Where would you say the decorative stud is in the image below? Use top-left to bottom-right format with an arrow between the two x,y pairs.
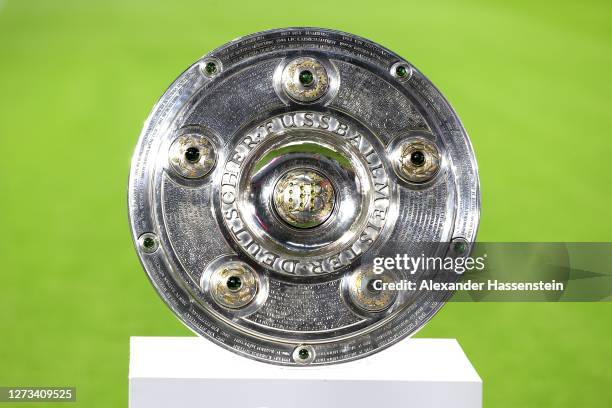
293,345 -> 315,364
394,137 -> 441,183
138,232 -> 159,254
210,262 -> 258,309
169,133 -> 216,179
281,57 -> 329,102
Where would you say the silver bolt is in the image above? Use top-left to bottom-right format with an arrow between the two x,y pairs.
390,61 -> 413,81
293,345 -> 315,364
450,237 -> 469,256
201,58 -> 222,78
138,232 -> 159,253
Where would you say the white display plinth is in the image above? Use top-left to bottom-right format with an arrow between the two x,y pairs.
129,337 -> 482,408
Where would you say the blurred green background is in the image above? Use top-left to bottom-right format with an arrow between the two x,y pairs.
1,0 -> 611,406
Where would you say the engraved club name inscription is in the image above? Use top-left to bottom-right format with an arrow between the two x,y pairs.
220,112 -> 391,275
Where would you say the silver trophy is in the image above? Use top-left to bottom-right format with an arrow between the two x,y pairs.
128,28 -> 480,366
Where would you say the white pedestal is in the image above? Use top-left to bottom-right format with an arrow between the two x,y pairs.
129,337 -> 482,408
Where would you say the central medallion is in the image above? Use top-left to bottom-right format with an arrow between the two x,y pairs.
219,112 -> 394,275
273,169 -> 335,229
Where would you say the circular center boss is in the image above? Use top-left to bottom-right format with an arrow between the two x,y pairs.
128,28 -> 480,365
273,169 -> 335,229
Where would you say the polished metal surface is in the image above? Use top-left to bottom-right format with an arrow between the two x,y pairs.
128,28 -> 480,365
393,135 -> 441,183
168,130 -> 216,179
208,261 -> 259,309
281,57 -> 330,102
272,168 -> 335,229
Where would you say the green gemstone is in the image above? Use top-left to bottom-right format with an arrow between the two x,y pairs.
143,237 -> 155,249
298,348 -> 310,360
396,65 -> 408,78
299,70 -> 314,86
366,279 -> 379,293
226,276 -> 242,291
184,147 -> 200,163
205,61 -> 217,75
410,150 -> 425,167
452,241 -> 467,255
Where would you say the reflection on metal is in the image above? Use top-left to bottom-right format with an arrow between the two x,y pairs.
210,262 -> 258,309
273,169 -> 336,229
395,136 -> 441,183
347,268 -> 398,312
281,57 -> 330,102
128,28 -> 480,365
168,132 -> 216,179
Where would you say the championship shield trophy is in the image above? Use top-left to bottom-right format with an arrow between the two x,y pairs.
128,28 -> 481,408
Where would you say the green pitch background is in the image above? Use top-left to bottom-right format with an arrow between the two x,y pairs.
1,0 -> 611,406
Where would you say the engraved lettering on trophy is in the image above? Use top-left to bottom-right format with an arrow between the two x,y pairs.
220,111 -> 392,275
